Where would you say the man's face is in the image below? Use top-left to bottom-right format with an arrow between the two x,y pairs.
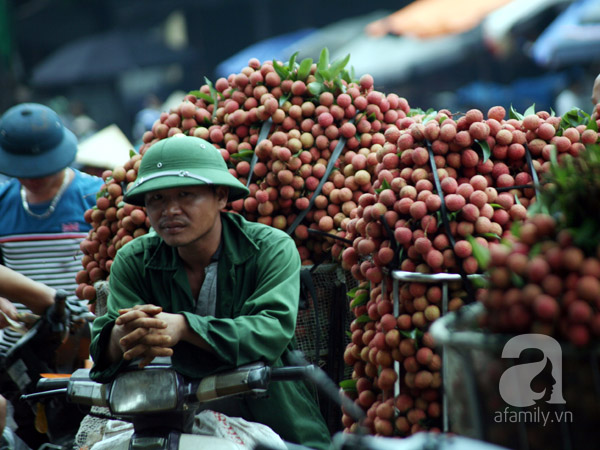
144,184 -> 228,248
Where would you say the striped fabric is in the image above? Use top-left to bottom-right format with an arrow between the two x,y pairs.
0,233 -> 88,355
0,169 -> 103,356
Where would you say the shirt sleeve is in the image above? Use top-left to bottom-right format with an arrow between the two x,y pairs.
178,233 -> 301,376
88,247 -> 150,382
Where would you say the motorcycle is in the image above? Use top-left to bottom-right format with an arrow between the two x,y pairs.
21,351 -> 511,450
23,358 -> 316,450
0,289 -> 95,449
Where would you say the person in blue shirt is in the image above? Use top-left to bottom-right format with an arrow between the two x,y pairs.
0,102 -> 103,448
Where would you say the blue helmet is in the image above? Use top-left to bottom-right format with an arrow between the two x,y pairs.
0,103 -> 78,178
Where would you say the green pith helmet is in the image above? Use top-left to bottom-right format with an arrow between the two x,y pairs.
123,135 -> 249,206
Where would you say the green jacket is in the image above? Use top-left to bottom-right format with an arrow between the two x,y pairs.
89,212 -> 331,449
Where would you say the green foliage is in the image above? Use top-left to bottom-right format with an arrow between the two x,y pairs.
408,107 -> 435,118
399,329 -> 424,348
349,290 -> 368,308
509,104 -> 524,121
229,149 -> 255,163
339,378 -> 357,392
475,139 -> 491,163
271,48 -> 354,97
188,89 -> 214,105
536,143 -> 600,254
556,107 -> 598,135
524,103 -> 536,116
466,234 -> 490,271
374,178 -> 392,194
355,314 -> 372,323
307,48 -> 353,96
203,77 -> 220,120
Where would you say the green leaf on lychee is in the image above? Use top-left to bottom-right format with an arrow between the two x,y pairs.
230,149 -> 255,162
317,47 -> 330,73
329,53 -> 351,79
475,139 -> 491,163
557,107 -> 590,134
466,234 -> 490,270
422,110 -> 439,124
343,66 -> 357,84
375,178 -> 392,194
339,378 -> 357,392
194,92 -> 214,104
355,314 -> 372,323
524,103 -> 536,116
510,272 -> 524,287
319,68 -> 332,82
350,291 -> 368,308
587,117 -> 599,131
509,104 -> 524,121
345,330 -> 352,339
550,145 -> 559,167
333,78 -> 345,92
272,59 -> 289,80
297,58 -> 313,81
529,242 -> 542,258
129,149 -> 137,158
278,93 -> 291,107
480,232 -> 501,240
399,329 -> 423,343
514,194 -> 521,206
510,220 -> 521,239
204,76 -> 219,120
346,286 -> 359,298
287,51 -> 299,72
308,81 -> 324,96
490,203 -> 504,210
471,277 -> 488,289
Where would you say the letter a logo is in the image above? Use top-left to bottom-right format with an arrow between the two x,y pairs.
499,334 -> 566,407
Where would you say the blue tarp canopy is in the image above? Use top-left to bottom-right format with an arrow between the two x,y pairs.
215,28 -> 316,78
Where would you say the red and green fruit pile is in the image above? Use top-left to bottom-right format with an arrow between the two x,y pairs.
76,49 -> 417,301
335,105 -> 599,437
341,280 -> 469,436
73,47 -> 600,440
479,143 -> 600,347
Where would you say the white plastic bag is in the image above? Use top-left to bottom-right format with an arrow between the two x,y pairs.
193,410 -> 288,450
89,420 -> 133,450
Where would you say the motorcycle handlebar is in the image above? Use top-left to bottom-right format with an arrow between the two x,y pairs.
270,365 -> 315,381
36,376 -> 71,391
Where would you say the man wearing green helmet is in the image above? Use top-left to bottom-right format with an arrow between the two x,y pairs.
89,135 -> 331,449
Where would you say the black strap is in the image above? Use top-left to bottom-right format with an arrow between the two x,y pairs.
426,140 -> 476,303
286,117 -> 356,236
246,119 -> 273,188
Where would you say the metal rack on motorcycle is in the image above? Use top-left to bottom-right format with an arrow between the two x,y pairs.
429,291 -> 600,450
390,269 -> 487,434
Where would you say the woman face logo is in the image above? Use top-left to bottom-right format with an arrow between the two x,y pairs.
499,334 -> 566,407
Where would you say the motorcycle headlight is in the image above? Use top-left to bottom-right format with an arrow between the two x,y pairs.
109,369 -> 179,414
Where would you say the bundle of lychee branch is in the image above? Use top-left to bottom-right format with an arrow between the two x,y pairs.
335,103 -> 599,437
